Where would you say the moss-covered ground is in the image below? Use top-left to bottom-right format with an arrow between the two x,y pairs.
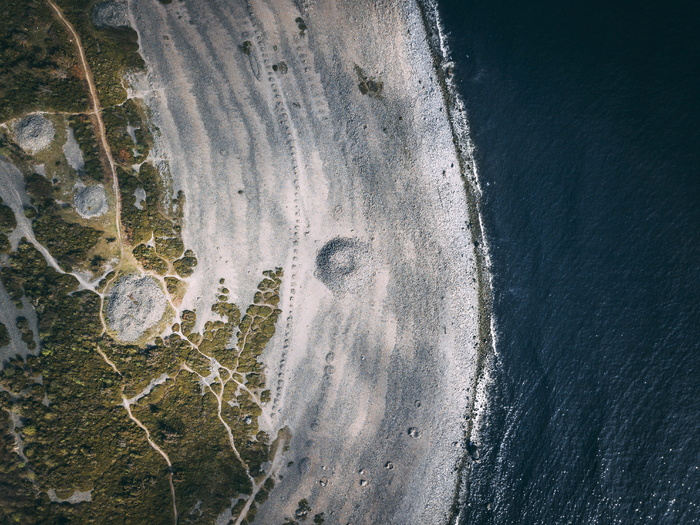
0,1 -> 284,523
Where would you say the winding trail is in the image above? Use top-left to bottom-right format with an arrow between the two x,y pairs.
46,0 -> 126,314
45,4 -> 182,521
122,398 -> 178,524
46,0 -> 123,253
45,0 -> 135,350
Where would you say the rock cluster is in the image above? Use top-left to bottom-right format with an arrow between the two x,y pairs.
74,185 -> 108,218
107,274 -> 167,342
13,114 -> 55,154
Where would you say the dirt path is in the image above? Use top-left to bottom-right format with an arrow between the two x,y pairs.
46,0 -> 131,343
44,5 -> 181,521
122,398 -> 179,524
46,0 -> 124,263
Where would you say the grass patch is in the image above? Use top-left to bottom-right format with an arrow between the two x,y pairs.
0,2 -> 88,121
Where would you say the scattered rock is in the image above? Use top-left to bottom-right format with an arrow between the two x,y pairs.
359,479 -> 368,487
385,461 -> 394,470
107,275 -> 167,342
407,427 -> 420,438
467,440 -> 480,461
272,61 -> 288,74
315,237 -> 371,294
92,0 -> 130,28
14,114 -> 55,154
74,185 -> 108,218
355,65 -> 384,98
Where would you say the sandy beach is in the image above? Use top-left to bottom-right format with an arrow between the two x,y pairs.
128,0 -> 481,522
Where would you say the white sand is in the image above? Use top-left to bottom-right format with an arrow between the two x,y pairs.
133,186 -> 146,210
129,0 -> 481,522
13,114 -> 55,154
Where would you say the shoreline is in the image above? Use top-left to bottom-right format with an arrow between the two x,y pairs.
416,0 -> 497,521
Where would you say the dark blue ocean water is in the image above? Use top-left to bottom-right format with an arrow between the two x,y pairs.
436,0 -> 700,523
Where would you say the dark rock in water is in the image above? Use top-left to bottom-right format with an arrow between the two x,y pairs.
467,440 -> 480,461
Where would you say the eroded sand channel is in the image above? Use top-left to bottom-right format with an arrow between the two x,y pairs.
129,0 -> 481,522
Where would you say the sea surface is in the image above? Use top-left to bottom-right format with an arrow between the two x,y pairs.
436,0 -> 700,523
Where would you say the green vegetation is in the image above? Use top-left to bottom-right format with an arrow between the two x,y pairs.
1,1 -> 285,522
0,2 -> 88,121
173,250 -> 198,278
67,114 -> 104,181
272,61 -> 289,74
102,98 -> 151,166
0,233 -> 10,254
0,321 -> 9,347
0,196 -> 16,254
56,0 -> 145,107
164,276 -> 186,300
279,495 -> 328,524
295,17 -> 308,36
24,173 -> 104,273
1,234 -> 284,523
15,317 -> 36,351
240,41 -> 253,55
0,197 -> 17,233
132,244 -> 168,275
119,163 -> 188,276
33,212 -> 102,272
355,64 -> 384,98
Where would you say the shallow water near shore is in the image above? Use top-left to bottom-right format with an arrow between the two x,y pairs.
438,0 -> 700,522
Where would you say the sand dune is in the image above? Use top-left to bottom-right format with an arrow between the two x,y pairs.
129,0 -> 480,522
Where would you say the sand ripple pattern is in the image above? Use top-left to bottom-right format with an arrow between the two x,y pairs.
129,0 -> 481,523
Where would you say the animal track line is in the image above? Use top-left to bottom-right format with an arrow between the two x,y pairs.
245,4 -> 306,412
